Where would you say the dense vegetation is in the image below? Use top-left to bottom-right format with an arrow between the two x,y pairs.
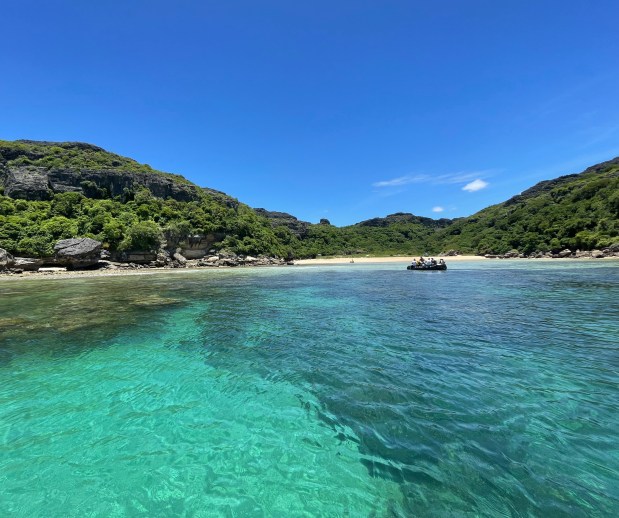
0,188 -> 294,258
1,139 -> 617,259
294,215 -> 451,257
0,140 -> 293,258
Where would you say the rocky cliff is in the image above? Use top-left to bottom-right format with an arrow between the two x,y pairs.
0,140 -> 201,202
356,212 -> 454,229
254,208 -> 311,238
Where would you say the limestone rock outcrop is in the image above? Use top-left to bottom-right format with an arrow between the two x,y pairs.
177,234 -> 223,259
479,243 -> 619,259
0,248 -> 15,270
53,238 -> 102,269
13,257 -> 46,271
1,165 -> 200,202
254,208 -> 310,238
2,167 -> 51,200
0,141 -> 201,202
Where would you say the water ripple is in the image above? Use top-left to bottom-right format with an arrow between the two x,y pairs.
1,261 -> 619,516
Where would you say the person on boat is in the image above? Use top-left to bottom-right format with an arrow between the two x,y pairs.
439,258 -> 445,265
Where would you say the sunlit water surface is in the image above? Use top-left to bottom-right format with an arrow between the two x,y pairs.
1,260 -> 618,517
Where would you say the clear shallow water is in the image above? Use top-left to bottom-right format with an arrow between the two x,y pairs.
1,260 -> 619,517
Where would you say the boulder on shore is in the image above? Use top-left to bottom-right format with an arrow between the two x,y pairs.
172,252 -> 187,265
54,238 -> 102,269
14,257 -> 46,271
0,248 -> 15,270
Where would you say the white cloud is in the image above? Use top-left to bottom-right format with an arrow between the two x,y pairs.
432,206 -> 444,213
462,179 -> 489,192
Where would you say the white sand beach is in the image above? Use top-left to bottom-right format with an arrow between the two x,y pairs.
294,255 -> 485,265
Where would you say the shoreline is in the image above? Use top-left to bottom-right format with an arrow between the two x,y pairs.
296,255 -> 619,265
2,255 -> 619,282
294,255 -> 483,265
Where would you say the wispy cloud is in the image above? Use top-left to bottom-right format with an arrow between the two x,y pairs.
462,179 -> 489,192
431,172 -> 488,185
578,122 -> 619,149
372,174 -> 429,187
373,170 -> 495,189
432,206 -> 444,213
530,74 -> 608,121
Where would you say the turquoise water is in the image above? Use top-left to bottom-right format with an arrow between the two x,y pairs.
1,260 -> 619,517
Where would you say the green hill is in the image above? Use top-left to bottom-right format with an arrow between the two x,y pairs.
434,157 -> 619,255
0,140 -> 292,259
289,213 -> 453,257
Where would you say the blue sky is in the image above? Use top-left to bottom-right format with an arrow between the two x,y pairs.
2,1 -> 618,225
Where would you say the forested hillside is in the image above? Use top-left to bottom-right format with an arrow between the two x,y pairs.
292,213 -> 452,257
0,140 -> 293,258
433,158 -> 619,255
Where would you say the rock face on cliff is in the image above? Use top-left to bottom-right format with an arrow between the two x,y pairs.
356,212 -> 453,229
1,165 -> 200,202
54,238 -> 102,269
3,167 -> 51,200
177,234 -> 224,259
0,141 -> 201,202
202,187 -> 239,209
254,208 -> 310,238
